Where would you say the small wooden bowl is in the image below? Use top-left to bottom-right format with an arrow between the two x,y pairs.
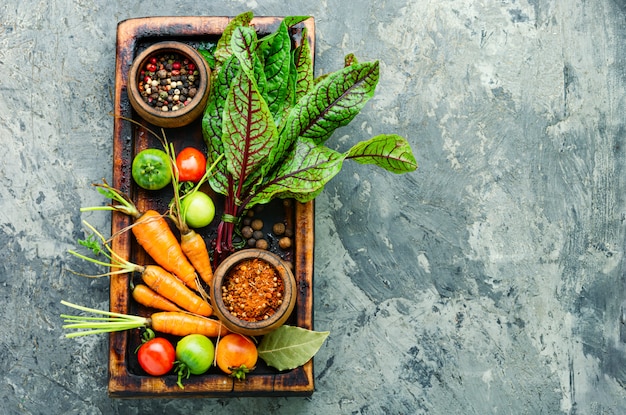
210,249 -> 297,336
127,41 -> 210,128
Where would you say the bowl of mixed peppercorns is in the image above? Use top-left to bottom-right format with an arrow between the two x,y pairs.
127,41 -> 211,128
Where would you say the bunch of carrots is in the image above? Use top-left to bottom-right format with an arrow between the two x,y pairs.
62,124 -> 228,340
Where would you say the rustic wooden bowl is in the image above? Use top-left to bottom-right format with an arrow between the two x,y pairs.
210,249 -> 297,336
127,41 -> 210,128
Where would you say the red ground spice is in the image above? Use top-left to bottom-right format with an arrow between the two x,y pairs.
221,258 -> 284,322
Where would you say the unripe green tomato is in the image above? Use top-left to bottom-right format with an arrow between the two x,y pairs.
131,148 -> 172,190
176,334 -> 214,375
181,192 -> 215,228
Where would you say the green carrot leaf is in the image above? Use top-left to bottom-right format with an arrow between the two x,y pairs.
77,234 -> 103,256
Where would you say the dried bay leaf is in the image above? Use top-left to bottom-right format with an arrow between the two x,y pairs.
258,325 -> 329,371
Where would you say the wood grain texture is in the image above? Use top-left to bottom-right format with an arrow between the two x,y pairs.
109,16 -> 316,398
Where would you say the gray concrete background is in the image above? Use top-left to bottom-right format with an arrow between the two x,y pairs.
1,0 -> 626,414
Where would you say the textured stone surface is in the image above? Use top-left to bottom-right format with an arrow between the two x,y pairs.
1,0 -> 626,413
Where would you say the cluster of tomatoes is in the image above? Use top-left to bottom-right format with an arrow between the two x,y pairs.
138,331 -> 258,386
131,145 -> 216,228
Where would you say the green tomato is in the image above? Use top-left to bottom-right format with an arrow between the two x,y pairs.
175,334 -> 214,389
181,191 -> 215,228
131,148 -> 172,190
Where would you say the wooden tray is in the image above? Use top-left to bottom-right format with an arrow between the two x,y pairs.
109,16 -> 316,398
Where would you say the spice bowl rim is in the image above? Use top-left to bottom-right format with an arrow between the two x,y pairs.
210,248 -> 297,336
127,40 -> 210,128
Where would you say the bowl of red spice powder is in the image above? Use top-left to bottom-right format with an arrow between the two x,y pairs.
127,41 -> 211,128
210,249 -> 297,336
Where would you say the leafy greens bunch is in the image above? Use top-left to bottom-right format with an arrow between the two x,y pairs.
201,11 -> 418,260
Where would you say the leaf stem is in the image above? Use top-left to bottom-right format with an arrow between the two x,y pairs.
81,180 -> 141,219
60,300 -> 148,338
68,221 -> 141,277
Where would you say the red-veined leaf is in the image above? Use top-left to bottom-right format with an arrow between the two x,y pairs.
222,69 -> 278,195
283,60 -> 379,146
246,138 -> 345,207
346,134 -> 418,174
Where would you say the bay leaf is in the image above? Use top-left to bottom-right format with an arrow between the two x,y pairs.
258,325 -> 330,371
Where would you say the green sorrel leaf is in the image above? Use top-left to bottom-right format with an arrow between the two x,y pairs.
346,134 -> 418,174
272,27 -> 313,140
246,138 -> 345,207
258,325 -> 329,371
259,21 -> 292,123
230,26 -> 264,87
283,60 -> 380,147
293,28 -> 314,102
202,55 -> 241,195
281,15 -> 310,28
222,68 -> 278,194
197,46 -> 216,70
214,11 -> 253,67
204,11 -> 418,258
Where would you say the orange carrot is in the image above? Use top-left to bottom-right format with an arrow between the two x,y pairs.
131,283 -> 183,312
141,265 -> 212,317
81,182 -> 201,292
69,221 -> 210,317
150,312 -> 230,337
61,301 -> 229,338
133,209 -> 200,291
180,230 -> 214,287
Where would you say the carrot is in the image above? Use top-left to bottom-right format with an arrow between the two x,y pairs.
131,283 -> 183,312
61,301 -> 229,338
180,230 -> 214,287
69,221 -> 211,316
151,312 -> 230,337
141,265 -> 212,317
132,209 -> 200,291
81,181 -> 201,292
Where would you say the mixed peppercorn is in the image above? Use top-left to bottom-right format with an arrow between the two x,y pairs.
138,53 -> 201,112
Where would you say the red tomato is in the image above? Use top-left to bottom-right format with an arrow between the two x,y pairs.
137,337 -> 176,376
176,147 -> 207,183
215,333 -> 258,380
